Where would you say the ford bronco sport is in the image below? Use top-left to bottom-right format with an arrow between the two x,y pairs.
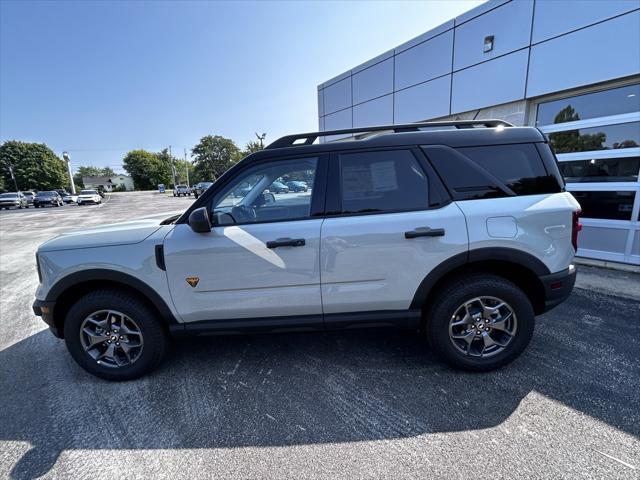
33,120 -> 580,380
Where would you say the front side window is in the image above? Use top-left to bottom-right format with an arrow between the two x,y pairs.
338,150 -> 429,214
210,157 -> 317,224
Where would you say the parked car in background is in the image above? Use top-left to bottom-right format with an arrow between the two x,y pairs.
22,191 -> 36,206
77,190 -> 102,205
173,185 -> 192,197
286,181 -> 308,192
192,181 -> 213,199
0,192 -> 29,209
63,193 -> 79,204
269,181 -> 289,193
34,191 -> 63,208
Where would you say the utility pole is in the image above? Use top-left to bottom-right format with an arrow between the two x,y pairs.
184,148 -> 190,186
8,164 -> 19,192
255,132 -> 266,149
169,145 -> 177,187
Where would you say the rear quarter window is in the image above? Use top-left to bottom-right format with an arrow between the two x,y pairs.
423,143 -> 563,200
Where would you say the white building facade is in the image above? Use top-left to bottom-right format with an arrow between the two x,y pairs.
317,0 -> 640,265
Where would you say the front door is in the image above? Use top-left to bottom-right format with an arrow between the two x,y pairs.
163,155 -> 325,325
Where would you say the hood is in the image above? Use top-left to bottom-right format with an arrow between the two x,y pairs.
38,214 -> 179,252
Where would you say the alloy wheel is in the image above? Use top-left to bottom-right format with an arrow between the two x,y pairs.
448,296 -> 517,358
79,310 -> 144,368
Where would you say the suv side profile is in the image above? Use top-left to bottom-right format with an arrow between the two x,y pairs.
33,121 -> 580,380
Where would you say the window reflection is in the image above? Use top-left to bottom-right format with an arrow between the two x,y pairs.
570,191 -> 636,221
548,122 -> 640,154
536,84 -> 640,126
559,157 -> 640,182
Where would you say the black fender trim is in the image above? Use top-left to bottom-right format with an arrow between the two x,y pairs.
46,269 -> 179,325
409,247 -> 551,310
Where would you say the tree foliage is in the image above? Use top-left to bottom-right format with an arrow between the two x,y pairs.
122,149 -> 172,190
191,135 -> 241,181
242,139 -> 264,157
0,141 -> 68,191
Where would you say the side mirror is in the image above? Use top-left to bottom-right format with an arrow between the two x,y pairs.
188,207 -> 211,233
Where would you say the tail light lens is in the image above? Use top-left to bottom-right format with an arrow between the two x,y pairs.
571,209 -> 582,251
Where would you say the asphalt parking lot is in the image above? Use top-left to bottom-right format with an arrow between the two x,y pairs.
0,191 -> 638,479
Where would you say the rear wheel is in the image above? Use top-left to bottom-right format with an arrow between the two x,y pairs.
425,274 -> 535,372
64,290 -> 168,380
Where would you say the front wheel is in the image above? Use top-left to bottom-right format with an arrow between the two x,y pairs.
64,290 -> 169,380
425,274 -> 535,372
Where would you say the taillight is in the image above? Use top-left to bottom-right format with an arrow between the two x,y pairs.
571,209 -> 582,251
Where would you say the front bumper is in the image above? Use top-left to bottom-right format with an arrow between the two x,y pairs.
539,264 -> 577,313
33,299 -> 62,338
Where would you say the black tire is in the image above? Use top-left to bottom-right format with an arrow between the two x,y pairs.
425,274 -> 535,372
64,290 -> 169,381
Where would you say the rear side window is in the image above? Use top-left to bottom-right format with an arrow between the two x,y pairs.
424,143 -> 563,200
339,150 -> 429,214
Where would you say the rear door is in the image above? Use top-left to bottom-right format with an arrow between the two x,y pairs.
320,148 -> 468,321
163,154 -> 327,325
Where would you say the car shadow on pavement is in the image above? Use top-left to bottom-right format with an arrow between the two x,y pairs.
2,288 -> 638,479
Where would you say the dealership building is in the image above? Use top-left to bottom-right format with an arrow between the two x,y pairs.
317,0 -> 640,265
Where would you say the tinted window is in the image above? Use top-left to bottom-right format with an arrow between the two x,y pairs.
458,144 -> 562,196
211,157 -> 317,224
559,157 -> 640,183
536,84 -> 640,126
548,122 -> 640,154
338,150 -> 429,214
571,191 -> 636,221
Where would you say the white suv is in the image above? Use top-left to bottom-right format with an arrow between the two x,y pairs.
33,121 -> 581,380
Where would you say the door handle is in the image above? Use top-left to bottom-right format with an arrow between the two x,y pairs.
266,238 -> 306,248
405,227 -> 445,239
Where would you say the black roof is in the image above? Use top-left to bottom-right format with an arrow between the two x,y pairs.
247,121 -> 546,162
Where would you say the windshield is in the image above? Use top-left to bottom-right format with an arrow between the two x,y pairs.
80,190 -> 97,195
0,193 -> 18,199
38,191 -> 55,196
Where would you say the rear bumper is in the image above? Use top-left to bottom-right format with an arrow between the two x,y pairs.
539,264 -> 577,313
33,299 -> 62,338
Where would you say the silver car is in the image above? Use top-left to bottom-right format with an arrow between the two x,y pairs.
0,192 -> 28,209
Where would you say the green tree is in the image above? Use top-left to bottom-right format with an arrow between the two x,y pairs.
242,139 -> 264,157
0,141 -> 68,191
122,150 -> 168,190
154,149 -> 178,187
191,135 -> 241,181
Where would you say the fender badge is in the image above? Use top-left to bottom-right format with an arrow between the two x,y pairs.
185,276 -> 200,288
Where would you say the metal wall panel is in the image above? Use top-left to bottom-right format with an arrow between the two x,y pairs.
352,58 -> 394,105
532,0 -> 639,44
317,89 -> 324,117
353,94 -> 393,127
324,108 -> 352,130
579,225 -> 629,254
394,75 -> 451,123
323,77 -> 352,115
453,0 -> 533,71
394,30 -> 453,91
451,49 -> 528,114
527,11 -> 640,98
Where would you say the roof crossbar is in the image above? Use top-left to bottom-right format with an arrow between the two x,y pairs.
266,119 -> 514,149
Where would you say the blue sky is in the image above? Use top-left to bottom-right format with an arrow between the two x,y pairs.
0,0 -> 484,171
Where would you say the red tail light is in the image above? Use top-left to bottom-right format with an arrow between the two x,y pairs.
572,209 -> 582,251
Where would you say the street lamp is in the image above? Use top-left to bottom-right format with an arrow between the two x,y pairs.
62,151 -> 76,195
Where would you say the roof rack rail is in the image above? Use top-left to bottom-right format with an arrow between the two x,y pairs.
266,119 -> 514,149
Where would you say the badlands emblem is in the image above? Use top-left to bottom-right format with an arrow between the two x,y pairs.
185,276 -> 200,288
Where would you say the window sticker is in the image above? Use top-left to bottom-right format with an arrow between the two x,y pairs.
370,161 -> 398,192
342,165 -> 373,200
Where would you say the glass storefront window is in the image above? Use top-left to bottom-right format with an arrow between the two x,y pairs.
548,122 -> 640,154
536,83 -> 640,126
570,191 -> 636,220
559,157 -> 640,182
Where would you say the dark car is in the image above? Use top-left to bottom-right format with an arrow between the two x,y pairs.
0,192 -> 29,209
286,181 -> 308,192
34,191 -> 63,208
269,181 -> 289,194
192,181 -> 213,199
